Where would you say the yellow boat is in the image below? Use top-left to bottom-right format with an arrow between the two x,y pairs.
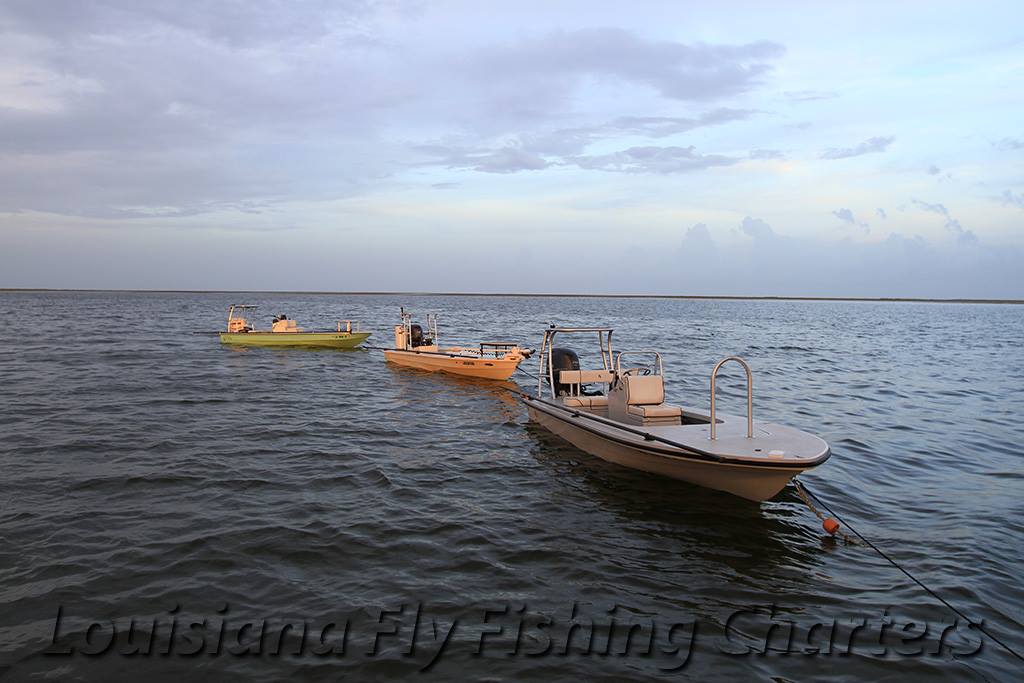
218,305 -> 371,349
382,308 -> 531,380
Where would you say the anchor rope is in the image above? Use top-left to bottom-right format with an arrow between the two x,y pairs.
515,365 -> 541,382
792,479 -> 858,545
794,479 -> 1024,663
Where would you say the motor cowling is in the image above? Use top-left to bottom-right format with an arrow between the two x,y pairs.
409,324 -> 432,347
550,347 -> 580,396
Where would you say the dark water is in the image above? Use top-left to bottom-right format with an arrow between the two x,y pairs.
1,291 -> 1021,681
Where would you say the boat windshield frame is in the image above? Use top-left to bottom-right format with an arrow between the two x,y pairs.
615,350 -> 665,377
537,326 -> 614,398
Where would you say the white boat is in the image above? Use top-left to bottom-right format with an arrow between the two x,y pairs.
520,327 -> 830,501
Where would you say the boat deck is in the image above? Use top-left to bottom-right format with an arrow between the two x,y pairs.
529,397 -> 830,467
644,417 -> 830,465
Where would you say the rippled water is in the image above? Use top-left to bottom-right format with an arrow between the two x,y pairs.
1,291 -> 1021,681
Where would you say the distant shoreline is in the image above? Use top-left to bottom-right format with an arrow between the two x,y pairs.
1,288 -> 1021,305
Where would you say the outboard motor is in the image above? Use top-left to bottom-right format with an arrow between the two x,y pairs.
409,324 -> 432,347
550,347 -> 580,396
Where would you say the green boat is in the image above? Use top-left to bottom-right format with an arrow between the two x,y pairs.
219,305 -> 371,349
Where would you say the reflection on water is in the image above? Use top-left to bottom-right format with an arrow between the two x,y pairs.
523,423 -> 820,585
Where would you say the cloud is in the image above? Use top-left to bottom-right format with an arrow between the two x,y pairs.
414,143 -> 549,174
819,135 -> 895,160
739,216 -> 776,240
512,107 -> 756,158
927,165 -> 954,182
832,208 -> 855,224
0,1 -> 376,45
993,137 -> 1023,151
943,218 -> 976,244
912,199 -> 951,217
5,214 -> 1022,297
832,207 -> 869,233
674,222 -> 721,275
0,1 -> 416,217
877,208 -> 887,219
749,148 -> 785,160
999,189 -> 1024,209
912,199 -> 977,244
0,6 -> 787,217
783,90 -> 838,101
603,108 -> 756,138
683,222 -> 715,248
471,29 -> 785,103
572,145 -> 737,174
469,147 -> 551,174
659,220 -> 1020,298
413,103 -> 757,177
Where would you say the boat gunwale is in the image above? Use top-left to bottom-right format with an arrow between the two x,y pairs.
220,330 -> 371,337
383,347 -> 523,362
522,394 -> 831,470
219,330 -> 371,347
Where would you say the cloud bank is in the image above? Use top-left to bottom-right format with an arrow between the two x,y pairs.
911,199 -> 977,244
0,2 -> 1021,297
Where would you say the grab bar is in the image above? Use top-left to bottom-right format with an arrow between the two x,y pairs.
709,356 -> 753,440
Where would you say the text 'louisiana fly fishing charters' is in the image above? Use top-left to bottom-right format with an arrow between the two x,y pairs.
520,326 -> 830,501
382,308 -> 532,380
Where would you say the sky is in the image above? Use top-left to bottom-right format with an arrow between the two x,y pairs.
0,0 -> 1022,297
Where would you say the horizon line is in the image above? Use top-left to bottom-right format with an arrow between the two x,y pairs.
1,288 -> 1022,305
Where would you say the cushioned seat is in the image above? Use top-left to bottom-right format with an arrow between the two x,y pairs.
623,375 -> 665,405
559,370 -> 615,385
627,403 -> 682,418
617,374 -> 682,425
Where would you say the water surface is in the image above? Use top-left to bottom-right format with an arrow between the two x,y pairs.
0,292 -> 1021,680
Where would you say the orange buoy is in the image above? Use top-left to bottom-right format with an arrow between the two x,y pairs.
823,518 -> 840,535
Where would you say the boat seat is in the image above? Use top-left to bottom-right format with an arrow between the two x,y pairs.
623,375 -> 665,405
559,370 -> 615,385
621,375 -> 682,422
627,403 -> 682,418
563,395 -> 609,409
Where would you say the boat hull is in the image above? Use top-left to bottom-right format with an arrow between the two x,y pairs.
384,349 -> 522,380
219,331 -> 371,348
525,401 -> 815,502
